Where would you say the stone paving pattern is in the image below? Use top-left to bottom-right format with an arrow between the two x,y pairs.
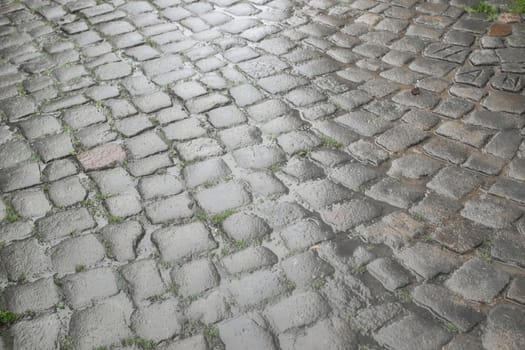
0,0 -> 524,348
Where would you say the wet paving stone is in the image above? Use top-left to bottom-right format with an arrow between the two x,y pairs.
374,314 -> 451,350
445,258 -> 510,302
482,303 -> 525,350
3,0 -> 525,345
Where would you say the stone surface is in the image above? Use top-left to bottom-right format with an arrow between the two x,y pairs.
77,143 -> 126,170
2,0 -> 525,346
482,304 -> 525,350
374,314 -> 451,350
445,258 -> 510,302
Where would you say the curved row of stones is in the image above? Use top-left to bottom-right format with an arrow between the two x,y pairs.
0,0 -> 524,348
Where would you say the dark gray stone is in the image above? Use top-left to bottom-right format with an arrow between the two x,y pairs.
482,304 -> 525,350
461,196 -> 522,229
375,314 -> 451,350
445,258 -> 509,302
412,284 -> 484,332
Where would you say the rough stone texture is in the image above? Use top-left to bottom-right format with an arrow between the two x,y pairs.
374,314 -> 451,350
218,313 -> 276,350
482,304 -> 525,350
77,143 -> 126,170
412,284 -> 484,331
2,0 -> 525,346
445,258 -> 510,302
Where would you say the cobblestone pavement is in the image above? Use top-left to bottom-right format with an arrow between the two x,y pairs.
1,0 -> 525,348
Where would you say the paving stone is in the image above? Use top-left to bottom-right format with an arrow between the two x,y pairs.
265,292 -> 330,333
78,143 -> 127,170
238,55 -> 288,79
61,267 -> 119,309
51,234 -> 105,275
152,222 -> 216,262
69,298 -> 132,350
329,162 -> 379,190
463,152 -> 506,175
222,246 -> 277,275
436,121 -> 492,148
206,105 -> 246,129
245,171 -> 287,196
392,89 -> 441,109
489,177 -> 525,204
423,137 -> 471,164
280,317 -> 357,350
396,242 -> 462,279
91,167 -> 134,196
483,90 -> 525,114
295,179 -> 353,210
443,334 -> 484,350
0,140 -> 31,169
11,188 -> 50,218
105,192 -> 142,218
134,91 -> 172,113
491,229 -> 525,267
101,221 -> 142,262
145,192 -> 194,224
0,238 -> 52,281
461,195 -> 522,229
171,259 -> 219,297
413,284 -> 483,332
484,130 -> 522,160
10,313 -> 61,350
233,145 -> 285,169
132,299 -> 181,342
94,61 -> 132,80
388,154 -> 442,179
37,208 -> 95,241
507,277 -> 525,304
186,290 -> 229,325
162,117 -> 205,141
281,250 -> 334,286
330,90 -> 372,111
375,314 -> 451,350
218,313 -> 276,350
409,57 -> 457,77
34,132 -> 74,162
353,302 -> 405,334
367,257 -> 411,291
427,166 -> 482,200
347,139 -> 389,166
138,174 -> 183,200
120,259 -> 165,300
376,124 -> 427,152
126,131 -> 168,159
482,303 -> 525,350
445,258 -> 509,302
282,158 -> 324,181
219,124 -> 262,150
1,96 -> 36,121
5,277 -> 60,313
222,212 -> 271,241
48,176 -> 87,207
335,111 -> 391,137
195,181 -> 251,214
279,219 -> 334,250
320,199 -> 382,232
410,193 -> 462,224
434,97 -> 475,119
227,269 -> 286,307
63,104 -> 106,130
159,334 -> 208,350
509,158 -> 525,181
366,178 -> 424,209
177,137 -> 223,161
19,115 -> 62,139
